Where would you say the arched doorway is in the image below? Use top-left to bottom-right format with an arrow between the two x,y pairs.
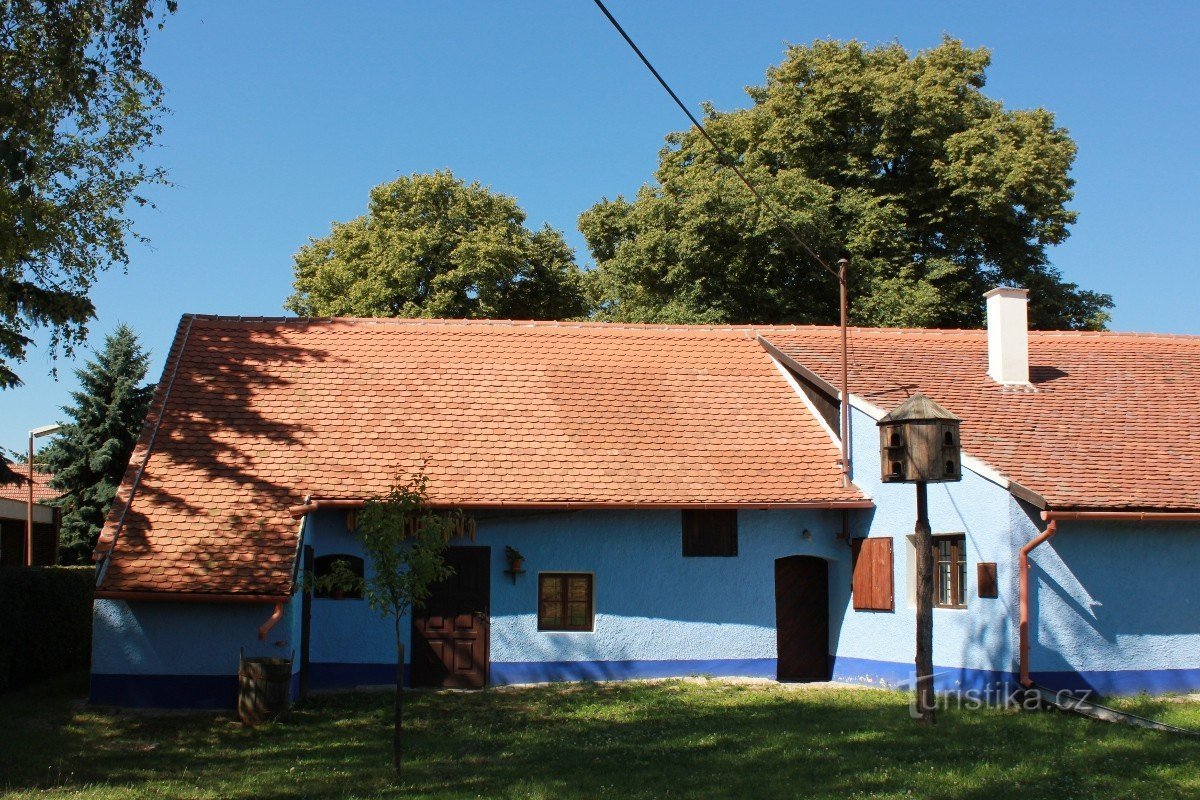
774,555 -> 831,682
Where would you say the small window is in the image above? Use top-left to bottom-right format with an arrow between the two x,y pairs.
852,538 -> 894,611
313,554 -> 364,599
933,535 -> 967,609
682,510 -> 738,557
538,573 -> 594,631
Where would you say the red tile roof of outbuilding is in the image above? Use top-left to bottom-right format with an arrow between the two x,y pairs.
763,326 -> 1200,513
0,465 -> 59,504
94,316 -> 866,597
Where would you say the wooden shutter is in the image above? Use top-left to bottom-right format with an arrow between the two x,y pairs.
977,562 -> 999,599
851,538 -> 894,611
681,510 -> 738,557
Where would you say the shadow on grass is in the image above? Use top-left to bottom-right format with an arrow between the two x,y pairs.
3,674 -> 1199,799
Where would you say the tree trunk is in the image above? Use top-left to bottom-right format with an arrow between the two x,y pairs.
394,629 -> 405,775
913,481 -> 936,724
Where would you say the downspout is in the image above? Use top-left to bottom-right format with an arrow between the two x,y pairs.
262,507 -> 310,643
258,602 -> 286,642
1018,517 -> 1058,687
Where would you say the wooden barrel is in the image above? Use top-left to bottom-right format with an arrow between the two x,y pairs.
238,653 -> 292,726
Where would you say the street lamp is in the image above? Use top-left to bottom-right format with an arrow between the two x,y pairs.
26,423 -> 62,566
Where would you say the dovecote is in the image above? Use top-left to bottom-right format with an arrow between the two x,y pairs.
877,393 -> 962,484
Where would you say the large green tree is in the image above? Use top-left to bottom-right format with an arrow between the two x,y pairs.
41,324 -> 154,564
581,37 -> 1112,330
0,0 -> 173,389
287,170 -> 588,321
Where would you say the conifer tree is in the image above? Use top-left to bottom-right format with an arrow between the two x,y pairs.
41,325 -> 154,563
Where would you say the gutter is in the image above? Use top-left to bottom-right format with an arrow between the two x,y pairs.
287,497 -> 876,518
1018,508 -> 1200,687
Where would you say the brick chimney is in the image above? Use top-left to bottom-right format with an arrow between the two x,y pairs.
985,287 -> 1030,386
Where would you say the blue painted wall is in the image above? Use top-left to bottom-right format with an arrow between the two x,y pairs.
1027,520 -> 1200,694
834,403 -> 1200,696
832,405 -> 1023,692
304,505 -> 853,687
90,598 -> 296,708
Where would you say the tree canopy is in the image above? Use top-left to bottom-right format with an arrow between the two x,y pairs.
286,170 -> 588,321
41,324 -> 154,563
580,37 -> 1112,330
0,0 -> 174,389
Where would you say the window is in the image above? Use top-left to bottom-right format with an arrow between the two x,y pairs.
538,573 -> 594,631
851,538 -> 894,611
933,535 -> 967,608
313,554 -> 364,599
681,510 -> 738,557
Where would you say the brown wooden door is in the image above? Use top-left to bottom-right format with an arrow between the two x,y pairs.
411,546 -> 490,688
775,555 -> 831,682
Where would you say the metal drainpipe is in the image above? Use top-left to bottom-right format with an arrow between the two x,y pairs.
258,602 -> 287,642
1018,518 -> 1058,687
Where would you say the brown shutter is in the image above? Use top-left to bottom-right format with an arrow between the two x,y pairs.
681,510 -> 737,557
977,562 -> 999,599
852,538 -> 894,611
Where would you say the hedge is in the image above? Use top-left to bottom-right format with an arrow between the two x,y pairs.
0,566 -> 95,692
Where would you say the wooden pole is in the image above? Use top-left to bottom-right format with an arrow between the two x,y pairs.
913,481 -> 936,724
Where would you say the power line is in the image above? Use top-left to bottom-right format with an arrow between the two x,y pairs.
590,0 -> 837,280
591,0 -> 852,488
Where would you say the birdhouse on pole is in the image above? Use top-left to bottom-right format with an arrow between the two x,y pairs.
877,393 -> 962,484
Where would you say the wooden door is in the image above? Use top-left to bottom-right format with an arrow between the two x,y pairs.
775,555 -> 831,682
411,546 -> 490,688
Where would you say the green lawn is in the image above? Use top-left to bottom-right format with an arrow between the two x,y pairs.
3,675 -> 1199,800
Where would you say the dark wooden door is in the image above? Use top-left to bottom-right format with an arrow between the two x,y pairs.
775,555 -> 831,682
411,546 -> 490,688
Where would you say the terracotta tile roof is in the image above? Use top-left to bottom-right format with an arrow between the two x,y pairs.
762,327 -> 1200,512
0,464 -> 59,504
95,316 -> 866,597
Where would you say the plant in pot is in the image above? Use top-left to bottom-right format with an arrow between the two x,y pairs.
317,558 -> 360,600
505,545 -> 525,572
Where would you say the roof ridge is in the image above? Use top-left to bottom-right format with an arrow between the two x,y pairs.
186,315 -> 835,334
181,315 -> 1200,341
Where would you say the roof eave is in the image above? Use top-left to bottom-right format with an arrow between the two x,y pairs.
94,590 -> 289,604
288,497 -> 876,518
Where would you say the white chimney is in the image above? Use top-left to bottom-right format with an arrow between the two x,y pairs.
985,287 -> 1030,386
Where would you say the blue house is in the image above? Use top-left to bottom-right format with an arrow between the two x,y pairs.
90,290 -> 1200,708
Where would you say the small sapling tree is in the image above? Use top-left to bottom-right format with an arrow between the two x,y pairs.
314,473 -> 465,775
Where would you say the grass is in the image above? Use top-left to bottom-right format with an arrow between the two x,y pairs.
3,674 -> 1200,799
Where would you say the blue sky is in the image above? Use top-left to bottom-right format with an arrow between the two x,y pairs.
4,0 -> 1199,454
